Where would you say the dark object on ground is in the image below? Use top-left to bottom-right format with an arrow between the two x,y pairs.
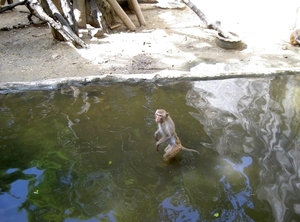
215,32 -> 242,50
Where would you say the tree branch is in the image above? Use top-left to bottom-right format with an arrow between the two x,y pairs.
181,0 -> 236,40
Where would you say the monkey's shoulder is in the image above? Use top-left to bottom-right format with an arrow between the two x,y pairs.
158,122 -> 172,136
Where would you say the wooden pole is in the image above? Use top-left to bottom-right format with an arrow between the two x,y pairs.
106,0 -> 136,31
130,0 -> 146,26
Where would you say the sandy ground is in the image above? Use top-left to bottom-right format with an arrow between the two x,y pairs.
1,0 -> 300,86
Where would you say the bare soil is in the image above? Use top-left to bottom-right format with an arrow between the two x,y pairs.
1,0 -> 300,83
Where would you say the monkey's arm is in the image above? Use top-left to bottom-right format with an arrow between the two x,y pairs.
154,129 -> 160,141
156,136 -> 171,144
156,135 -> 172,151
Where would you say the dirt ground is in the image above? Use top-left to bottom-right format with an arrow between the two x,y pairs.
1,0 -> 300,85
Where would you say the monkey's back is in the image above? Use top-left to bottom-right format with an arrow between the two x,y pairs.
290,29 -> 300,46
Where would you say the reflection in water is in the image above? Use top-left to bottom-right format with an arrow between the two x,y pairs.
186,75 -> 300,221
0,76 -> 299,221
221,157 -> 254,221
0,167 -> 44,221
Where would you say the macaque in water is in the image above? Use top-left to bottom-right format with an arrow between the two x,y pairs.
290,29 -> 300,46
154,109 -> 199,162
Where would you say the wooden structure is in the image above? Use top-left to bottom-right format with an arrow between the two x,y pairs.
0,0 -> 150,47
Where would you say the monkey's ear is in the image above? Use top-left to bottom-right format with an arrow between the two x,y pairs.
166,112 -> 169,118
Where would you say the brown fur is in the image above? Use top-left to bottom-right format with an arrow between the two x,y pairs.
154,109 -> 199,162
290,29 -> 300,46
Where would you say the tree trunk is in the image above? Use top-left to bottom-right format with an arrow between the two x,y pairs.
28,0 -> 87,47
73,0 -> 86,28
61,0 -> 78,33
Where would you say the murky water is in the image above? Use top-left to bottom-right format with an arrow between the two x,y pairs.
0,75 -> 300,222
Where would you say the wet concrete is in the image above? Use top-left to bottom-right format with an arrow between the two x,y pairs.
1,68 -> 300,94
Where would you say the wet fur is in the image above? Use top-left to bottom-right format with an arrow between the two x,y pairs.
154,109 -> 199,162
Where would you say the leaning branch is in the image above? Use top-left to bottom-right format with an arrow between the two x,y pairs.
181,0 -> 236,40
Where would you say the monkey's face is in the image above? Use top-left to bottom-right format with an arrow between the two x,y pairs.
155,109 -> 168,123
155,112 -> 163,123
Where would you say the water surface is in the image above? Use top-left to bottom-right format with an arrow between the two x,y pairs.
1,75 -> 300,221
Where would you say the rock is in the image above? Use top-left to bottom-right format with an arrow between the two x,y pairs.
86,24 -> 104,38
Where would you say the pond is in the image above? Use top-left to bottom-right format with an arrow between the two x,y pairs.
0,75 -> 300,222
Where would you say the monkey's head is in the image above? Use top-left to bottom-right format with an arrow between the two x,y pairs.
155,109 -> 168,123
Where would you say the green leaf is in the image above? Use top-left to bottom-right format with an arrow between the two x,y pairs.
213,212 -> 219,217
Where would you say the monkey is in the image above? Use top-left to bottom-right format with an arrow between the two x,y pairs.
154,109 -> 199,162
290,29 -> 300,46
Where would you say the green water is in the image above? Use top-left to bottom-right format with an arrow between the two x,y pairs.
0,75 -> 300,221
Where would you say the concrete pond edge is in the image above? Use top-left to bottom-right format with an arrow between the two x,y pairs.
1,67 -> 300,94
